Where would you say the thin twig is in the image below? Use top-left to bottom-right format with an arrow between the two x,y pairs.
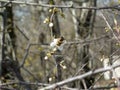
100,12 -> 120,43
19,43 -> 47,68
15,24 -> 29,41
19,42 -> 31,68
89,73 -> 104,89
66,34 -> 109,45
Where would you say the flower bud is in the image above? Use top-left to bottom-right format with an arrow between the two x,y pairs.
49,22 -> 54,27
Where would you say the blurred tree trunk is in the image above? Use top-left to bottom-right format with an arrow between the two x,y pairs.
1,3 -> 31,90
72,0 -> 96,89
78,0 -> 96,71
1,3 -> 17,81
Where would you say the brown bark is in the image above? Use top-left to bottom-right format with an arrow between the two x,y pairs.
1,3 -> 31,90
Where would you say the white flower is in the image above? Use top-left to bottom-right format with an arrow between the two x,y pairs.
50,39 -> 58,48
43,18 -> 49,23
44,56 -> 48,60
62,65 -> 67,69
49,77 -> 52,82
43,20 -> 47,24
49,9 -> 52,12
50,38 -> 66,51
49,22 -> 54,27
53,48 -> 57,52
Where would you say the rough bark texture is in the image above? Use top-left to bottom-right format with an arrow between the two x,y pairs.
1,4 -> 31,90
1,4 -> 17,80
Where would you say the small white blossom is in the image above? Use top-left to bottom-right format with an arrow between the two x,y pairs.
50,39 -> 58,48
49,9 -> 52,12
49,22 -> 54,27
62,65 -> 67,69
44,56 -> 48,60
53,48 -> 57,52
50,38 -> 66,51
49,77 -> 52,82
43,20 -> 47,24
43,18 -> 49,23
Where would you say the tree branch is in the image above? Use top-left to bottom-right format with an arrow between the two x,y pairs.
39,64 -> 120,90
66,34 -> 109,45
0,0 -> 119,10
15,24 -> 29,41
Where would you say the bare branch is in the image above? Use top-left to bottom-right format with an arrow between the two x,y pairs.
0,2 -> 11,8
0,0 -> 119,10
15,24 -> 29,41
66,34 -> 109,45
19,42 -> 31,68
39,64 -> 120,90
